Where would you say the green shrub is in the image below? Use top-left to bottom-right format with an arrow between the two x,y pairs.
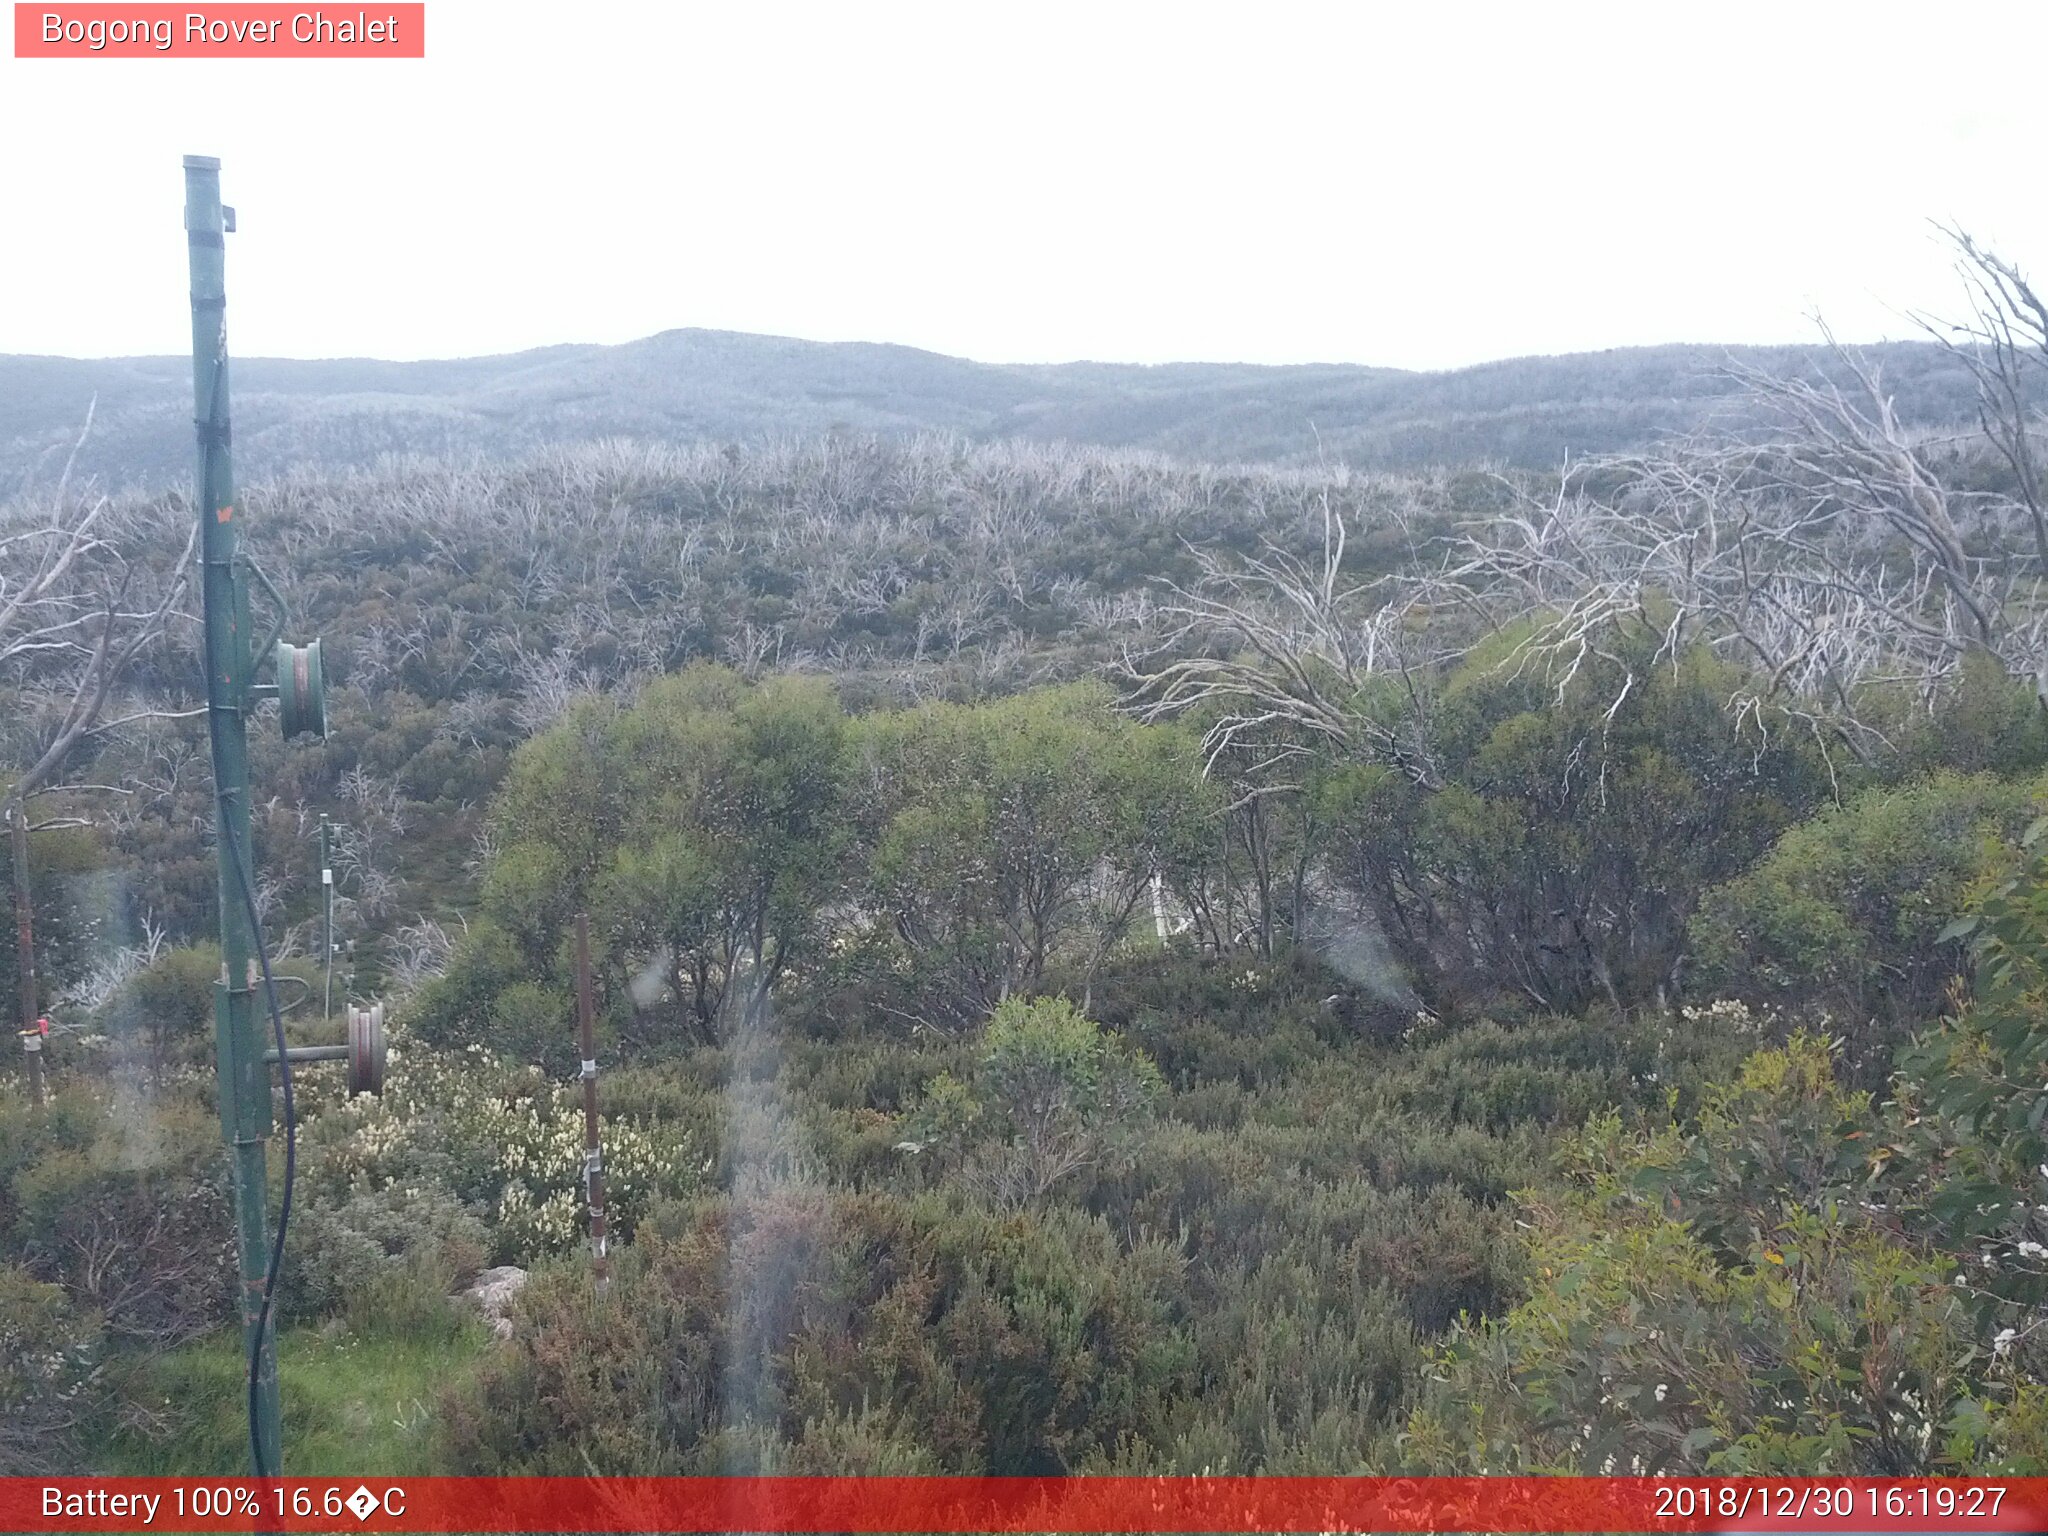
8,1093 -> 231,1348
439,1223 -> 721,1474
902,996 -> 1162,1207
1168,1260 -> 1418,1471
96,944 -> 220,1080
0,822 -> 101,1026
406,919 -> 523,1053
1690,770 -> 2047,1070
0,1263 -> 104,1474
859,686 -> 1210,1027
0,1082 -> 103,1236
280,1183 -> 487,1332
1891,817 -> 2048,1366
442,1184 -> 1198,1475
486,980 -> 576,1073
1324,635 -> 1826,1015
1403,1039 -> 1979,1475
1891,649 -> 2048,779
1088,951 -> 1358,1079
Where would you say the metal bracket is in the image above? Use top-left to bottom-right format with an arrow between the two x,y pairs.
242,556 -> 289,666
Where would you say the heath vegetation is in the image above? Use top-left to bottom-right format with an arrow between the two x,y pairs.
9,231 -> 2048,1475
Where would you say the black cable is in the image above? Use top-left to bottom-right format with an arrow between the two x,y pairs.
233,813 -> 296,1478
203,686 -> 297,1478
197,344 -> 295,1479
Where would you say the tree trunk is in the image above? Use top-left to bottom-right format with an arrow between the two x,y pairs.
10,805 -> 44,1104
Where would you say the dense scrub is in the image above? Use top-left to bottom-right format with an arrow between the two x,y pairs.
1,437 -> 1467,999
1406,825 -> 2048,1474
11,288 -> 2048,1475
433,971 -> 1744,1474
15,628 -> 2048,1473
4,922 -> 1756,1475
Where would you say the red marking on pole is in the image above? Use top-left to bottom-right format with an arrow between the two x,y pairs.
216,505 -> 233,522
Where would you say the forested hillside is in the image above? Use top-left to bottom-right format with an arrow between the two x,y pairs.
0,330 -> 2022,491
10,238 -> 2048,1480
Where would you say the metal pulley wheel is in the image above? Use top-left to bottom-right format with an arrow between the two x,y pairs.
346,1001 -> 385,1096
275,638 -> 326,739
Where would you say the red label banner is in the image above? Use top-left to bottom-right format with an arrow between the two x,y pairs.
13,4 -> 425,57
6,1477 -> 2048,1534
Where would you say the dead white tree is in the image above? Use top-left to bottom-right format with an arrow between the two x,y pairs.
387,914 -> 461,995
1120,490 -> 1441,788
1438,238 -> 2048,763
0,472 -> 192,1072
1,492 -> 196,814
507,644 -> 602,733
1921,224 -> 2048,673
331,768 -> 409,920
1436,437 -> 1995,767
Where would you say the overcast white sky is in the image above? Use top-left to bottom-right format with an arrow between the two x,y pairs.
2,0 -> 2042,371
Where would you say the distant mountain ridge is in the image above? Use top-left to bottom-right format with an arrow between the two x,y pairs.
0,328 -> 2002,491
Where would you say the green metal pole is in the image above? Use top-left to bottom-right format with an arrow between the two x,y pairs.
320,814 -> 332,1022
186,153 -> 283,1477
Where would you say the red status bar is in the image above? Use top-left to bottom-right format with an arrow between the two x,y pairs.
9,1476 -> 2048,1534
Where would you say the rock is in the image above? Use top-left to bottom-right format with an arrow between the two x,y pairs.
463,1264 -> 527,1340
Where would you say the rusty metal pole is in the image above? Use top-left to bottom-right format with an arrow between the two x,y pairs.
10,806 -> 44,1105
319,814 -> 333,1023
574,912 -> 609,1297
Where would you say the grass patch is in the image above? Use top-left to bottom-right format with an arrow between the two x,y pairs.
95,1319 -> 492,1476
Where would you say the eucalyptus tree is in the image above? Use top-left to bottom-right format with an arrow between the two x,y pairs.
861,684 -> 1206,1027
480,666 -> 855,1046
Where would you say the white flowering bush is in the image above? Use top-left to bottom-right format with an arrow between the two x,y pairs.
305,1035 -> 701,1263
1677,997 -> 1776,1037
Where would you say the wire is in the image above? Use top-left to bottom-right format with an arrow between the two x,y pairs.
204,670 -> 298,1478
233,813 -> 296,1477
198,344 -> 296,1479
